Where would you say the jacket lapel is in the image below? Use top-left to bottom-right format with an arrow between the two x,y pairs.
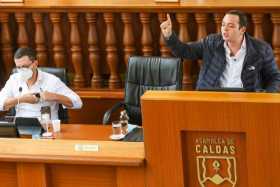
241,34 -> 261,90
212,38 -> 227,87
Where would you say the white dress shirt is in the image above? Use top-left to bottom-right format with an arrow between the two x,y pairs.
0,70 -> 82,120
220,36 -> 247,88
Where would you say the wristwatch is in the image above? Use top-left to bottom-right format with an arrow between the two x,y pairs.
34,93 -> 41,103
34,93 -> 40,99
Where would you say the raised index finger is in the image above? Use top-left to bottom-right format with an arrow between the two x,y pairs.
167,13 -> 171,23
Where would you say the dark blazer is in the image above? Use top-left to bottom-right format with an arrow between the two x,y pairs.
166,32 -> 280,92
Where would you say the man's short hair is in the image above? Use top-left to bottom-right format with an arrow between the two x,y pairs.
226,10 -> 248,28
14,47 -> 37,61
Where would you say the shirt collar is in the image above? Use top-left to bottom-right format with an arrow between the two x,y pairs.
224,35 -> 246,56
25,69 -> 43,86
37,69 -> 43,82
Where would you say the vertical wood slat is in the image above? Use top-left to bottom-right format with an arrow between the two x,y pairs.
68,13 -> 85,88
0,13 -> 14,78
195,13 -> 208,67
121,13 -> 136,67
116,166 -> 145,187
86,13 -> 102,88
140,13 -> 153,56
17,163 -> 47,187
15,13 -> 28,48
50,13 -> 65,68
252,13 -> 264,40
213,13 -> 224,33
104,13 -> 121,89
32,13 -> 48,66
158,13 -> 171,57
176,13 -> 193,90
271,13 -> 280,67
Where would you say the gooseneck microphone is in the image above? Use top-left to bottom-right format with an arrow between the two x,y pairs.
16,86 -> 23,116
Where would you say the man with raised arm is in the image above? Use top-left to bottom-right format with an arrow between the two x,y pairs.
161,10 -> 280,92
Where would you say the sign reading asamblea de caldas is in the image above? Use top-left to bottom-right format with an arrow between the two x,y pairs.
195,136 -> 237,187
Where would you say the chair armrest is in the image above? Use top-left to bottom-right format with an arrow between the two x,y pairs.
102,101 -> 125,125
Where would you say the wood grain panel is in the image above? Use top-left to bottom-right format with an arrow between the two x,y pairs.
49,164 -> 116,187
0,125 -> 145,187
142,91 -> 280,187
17,163 -> 47,187
116,166 -> 145,187
0,162 -> 17,187
0,138 -> 144,166
68,97 -> 123,124
56,124 -> 112,141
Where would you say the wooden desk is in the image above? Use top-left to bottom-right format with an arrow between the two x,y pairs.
0,124 -> 145,187
142,91 -> 280,187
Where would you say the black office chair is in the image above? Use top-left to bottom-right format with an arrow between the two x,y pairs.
8,67 -> 68,123
103,56 -> 183,125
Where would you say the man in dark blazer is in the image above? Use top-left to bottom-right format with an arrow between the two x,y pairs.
160,10 -> 280,92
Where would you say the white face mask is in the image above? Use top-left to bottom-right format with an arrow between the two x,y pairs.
17,68 -> 33,82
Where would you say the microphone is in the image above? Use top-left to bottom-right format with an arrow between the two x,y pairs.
16,86 -> 23,117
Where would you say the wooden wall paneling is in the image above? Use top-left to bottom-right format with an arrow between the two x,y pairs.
252,13 -> 264,40
0,162 -> 17,187
121,13 -> 136,67
32,13 -> 48,66
50,13 -> 65,68
176,13 -> 193,90
17,163 -> 47,187
0,130 -> 144,187
271,13 -> 280,67
140,13 -> 153,56
15,13 -> 28,48
0,12 -> 14,79
104,13 -> 121,89
213,13 -> 224,33
86,13 -> 102,88
49,164 -> 116,187
195,13 -> 208,67
116,166 -> 145,187
68,90 -> 123,124
68,12 -> 86,88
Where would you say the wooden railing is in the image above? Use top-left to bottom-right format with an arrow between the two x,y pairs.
0,0 -> 280,90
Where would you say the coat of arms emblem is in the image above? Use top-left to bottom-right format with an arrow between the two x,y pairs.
197,156 -> 237,187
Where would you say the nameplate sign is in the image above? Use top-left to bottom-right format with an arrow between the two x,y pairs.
74,144 -> 99,152
0,0 -> 24,2
182,131 -> 248,187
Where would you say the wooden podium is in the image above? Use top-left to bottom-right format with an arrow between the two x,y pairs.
141,91 -> 280,187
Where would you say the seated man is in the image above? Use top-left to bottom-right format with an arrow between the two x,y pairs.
0,47 -> 82,120
160,10 -> 280,92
